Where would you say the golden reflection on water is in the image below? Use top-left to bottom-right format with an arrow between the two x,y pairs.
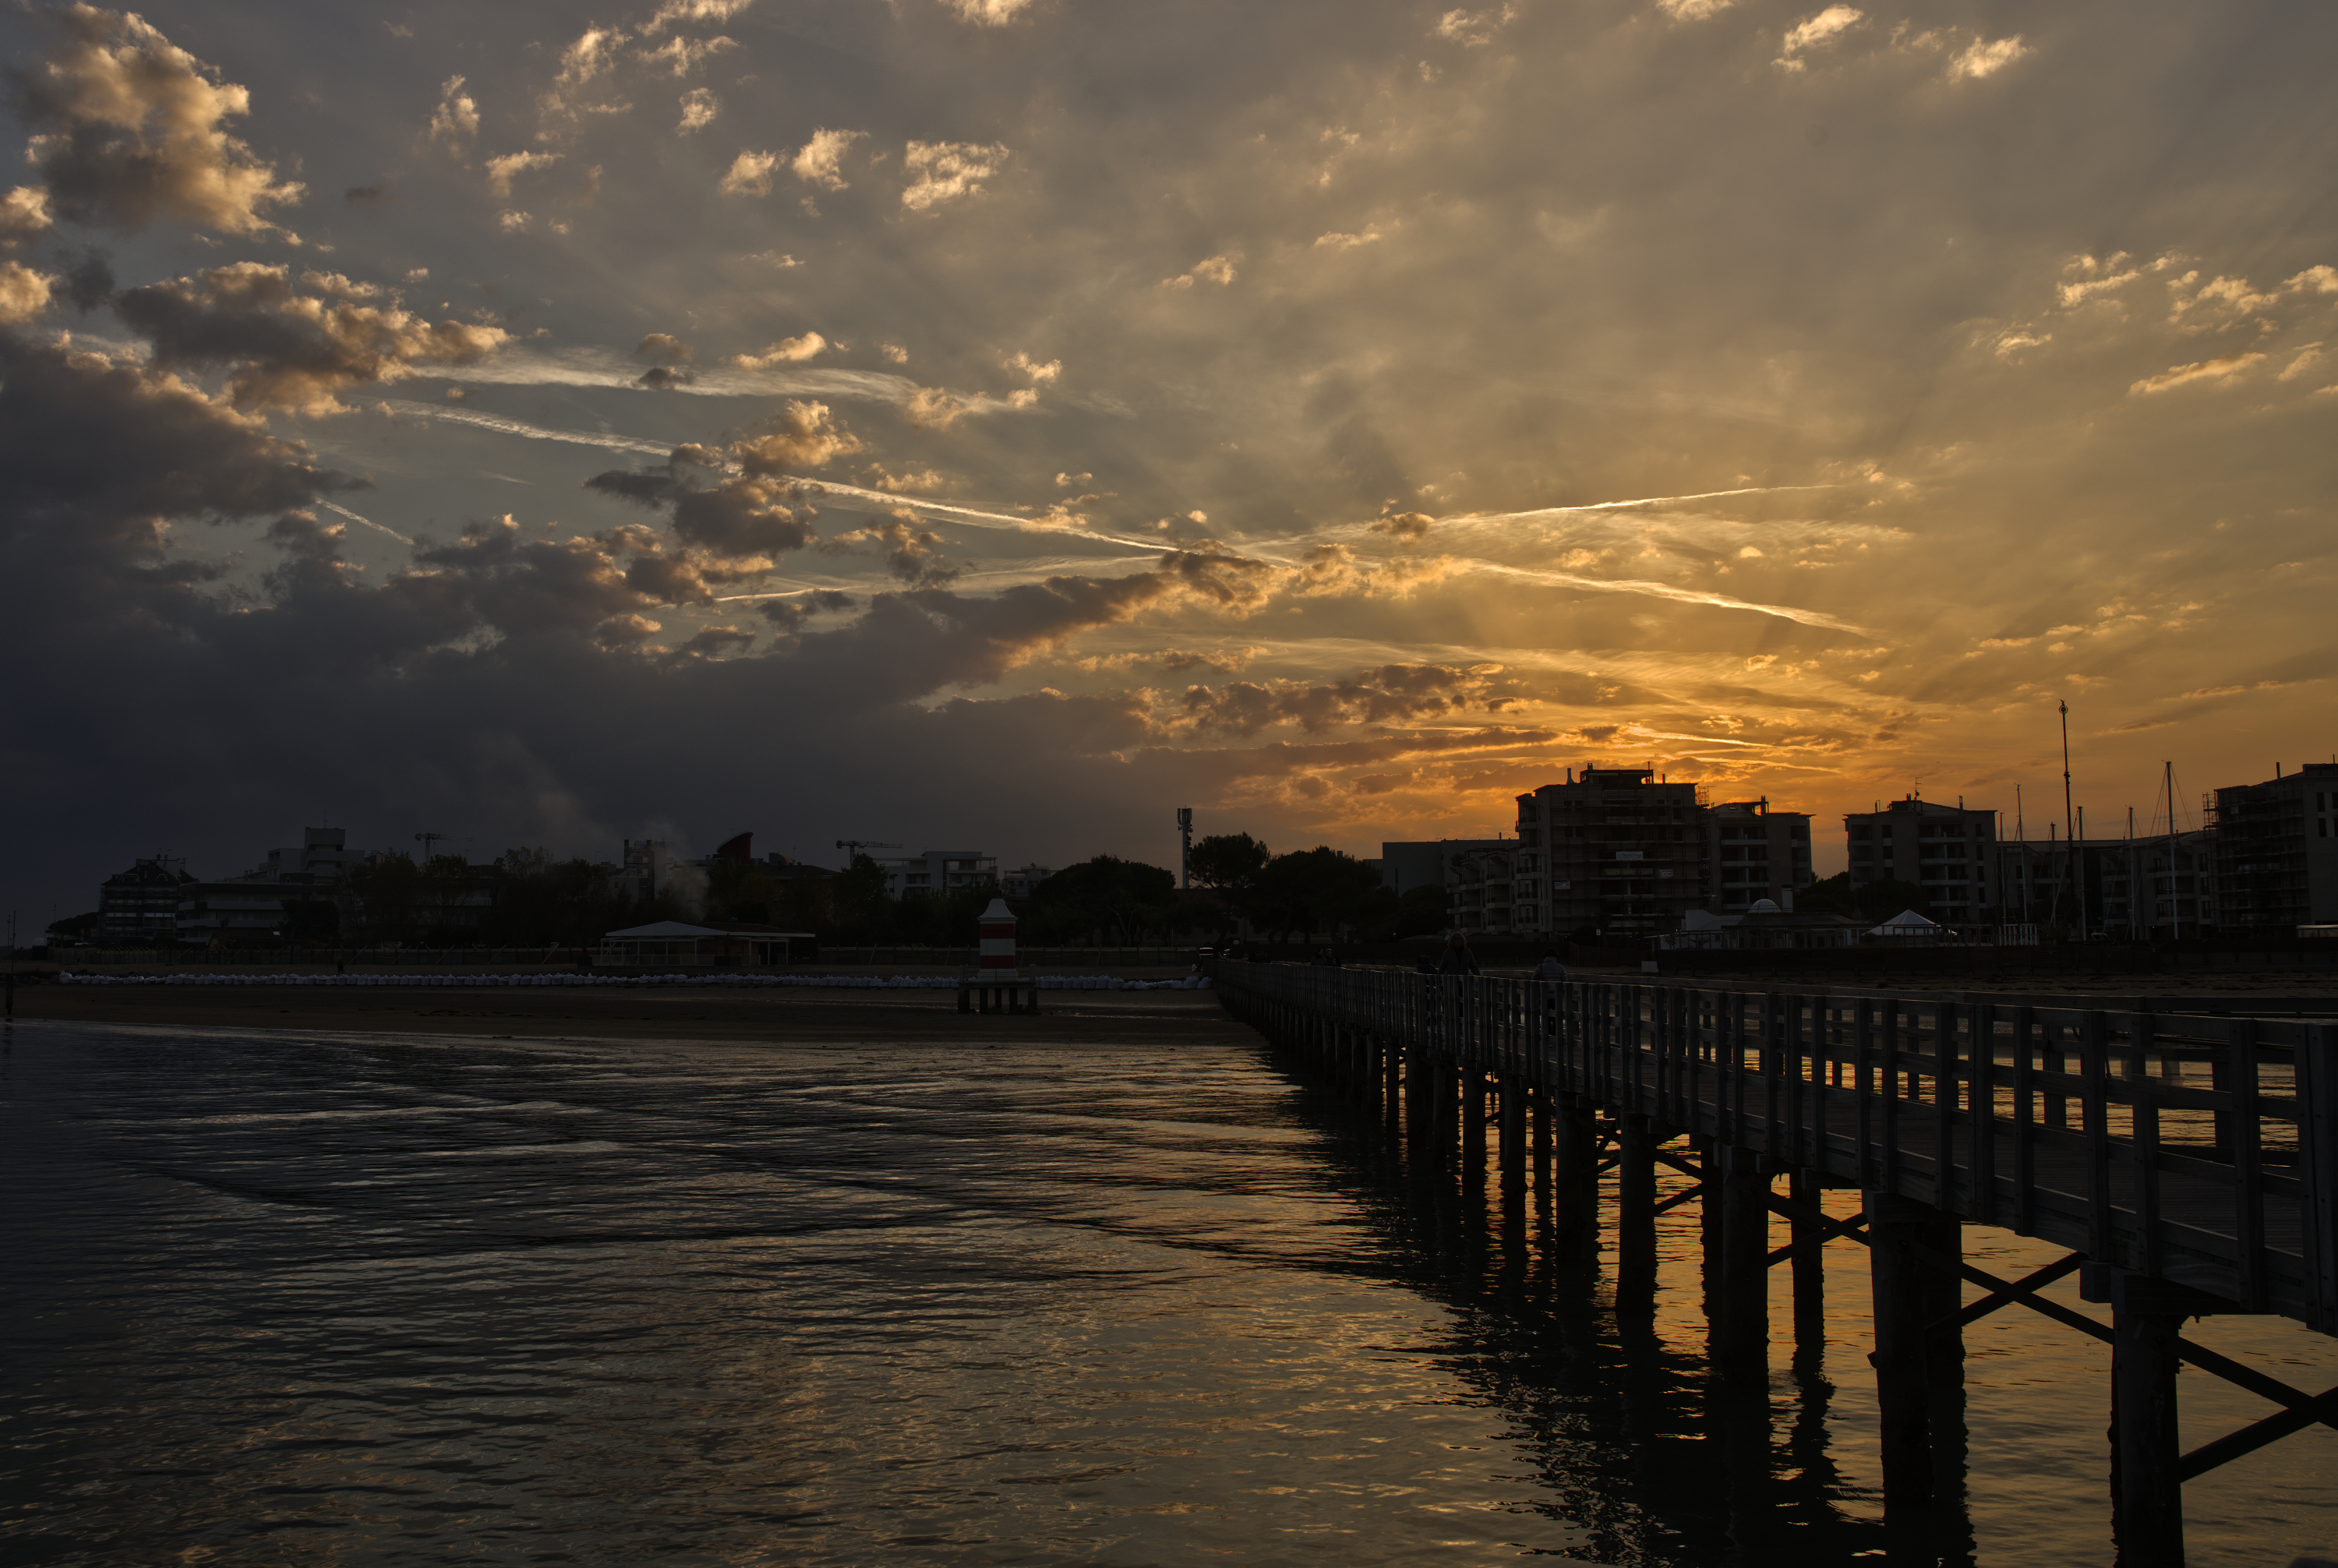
0,1019 -> 2331,1566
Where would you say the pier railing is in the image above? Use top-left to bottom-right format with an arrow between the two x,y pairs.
1219,962 -> 2338,1333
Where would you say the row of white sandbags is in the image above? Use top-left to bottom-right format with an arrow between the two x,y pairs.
58,971 -> 1212,991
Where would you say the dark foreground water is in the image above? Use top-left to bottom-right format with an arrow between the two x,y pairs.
2,1019 -> 2333,1566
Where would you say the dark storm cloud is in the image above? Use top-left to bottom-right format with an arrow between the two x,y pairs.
0,323 -> 1220,907
0,332 -> 353,528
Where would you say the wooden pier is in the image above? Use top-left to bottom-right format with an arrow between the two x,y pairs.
1216,961 -> 2338,1566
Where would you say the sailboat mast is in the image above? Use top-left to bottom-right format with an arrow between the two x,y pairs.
2061,701 -> 2081,937
2016,783 -> 2028,923
2166,759 -> 2181,941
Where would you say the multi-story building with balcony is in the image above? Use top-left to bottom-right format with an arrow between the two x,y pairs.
1001,863 -> 1056,899
1378,838 -> 1513,896
1447,843 -> 1520,934
2213,764 -> 2338,933
876,849 -> 1000,899
1995,830 -> 2219,937
175,828 -> 352,945
1702,800 -> 1813,913
1514,765 -> 1708,938
1845,797 -> 1997,922
97,856 -> 194,945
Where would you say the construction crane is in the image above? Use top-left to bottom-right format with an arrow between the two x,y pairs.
835,839 -> 901,856
415,832 -> 471,861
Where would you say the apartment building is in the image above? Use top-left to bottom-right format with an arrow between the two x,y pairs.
1996,831 -> 2218,937
1001,863 -> 1055,898
1845,798 -> 1997,921
2213,764 -> 2338,932
1514,765 -> 1708,938
1702,800 -> 1814,913
175,827 -> 351,945
877,849 -> 1000,899
96,856 -> 193,945
617,839 -> 666,903
1447,843 -> 1520,934
1378,838 -> 1513,896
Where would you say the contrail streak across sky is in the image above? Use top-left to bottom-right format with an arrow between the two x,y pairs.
370,401 -> 1871,631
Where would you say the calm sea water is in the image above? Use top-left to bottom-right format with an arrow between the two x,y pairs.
2,1019 -> 2333,1566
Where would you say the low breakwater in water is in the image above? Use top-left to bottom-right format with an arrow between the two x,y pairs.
1,1004 -> 2332,1565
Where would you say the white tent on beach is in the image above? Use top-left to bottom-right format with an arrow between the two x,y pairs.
1867,909 -> 1940,938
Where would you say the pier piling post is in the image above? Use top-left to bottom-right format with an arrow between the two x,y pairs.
1552,1097 -> 1598,1234
1715,1148 -> 1771,1376
1919,1210 -> 1969,1522
1617,1115 -> 1658,1317
1789,1167 -> 1826,1352
2110,1306 -> 2184,1566
1432,1061 -> 1460,1159
2114,1308 -> 2179,1568
1463,1069 -> 1489,1182
1405,1047 -> 1433,1150
1531,1086 -> 1553,1204
1864,1191 -> 1937,1506
1696,1135 -> 1724,1300
2081,1266 -> 2201,1568
1499,1076 -> 1527,1189
1384,1039 -> 1402,1132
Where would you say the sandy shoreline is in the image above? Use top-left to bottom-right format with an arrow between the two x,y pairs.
6,983 -> 1256,1048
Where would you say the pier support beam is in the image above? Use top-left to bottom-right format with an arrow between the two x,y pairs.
1789,1168 -> 1826,1353
1462,1070 -> 1489,1181
1383,1037 -> 1401,1132
2111,1308 -> 2183,1568
1551,1099 -> 1598,1234
1616,1116 -> 1658,1317
1921,1210 -> 1967,1509
1696,1136 -> 1724,1303
1865,1191 -> 1942,1506
1531,1087 -> 1554,1203
2081,1265 -> 2216,1568
1432,1061 -> 1460,1158
1715,1149 -> 1771,1376
1405,1048 -> 1433,1149
1499,1076 -> 1527,1189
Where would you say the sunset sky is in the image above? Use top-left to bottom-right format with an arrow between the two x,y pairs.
3,0 -> 2333,916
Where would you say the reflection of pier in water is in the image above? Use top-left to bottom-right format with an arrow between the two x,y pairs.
1223,963 -> 2337,1567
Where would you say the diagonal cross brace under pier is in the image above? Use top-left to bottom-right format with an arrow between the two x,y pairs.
1909,1242 -> 2113,1345
1651,1181 -> 1704,1217
2179,1386 -> 2338,1479
1899,1246 -> 2338,1480
2165,1338 -> 2338,1436
1652,1148 -> 1704,1181
1762,1191 -> 1870,1264
1928,1252 -> 2086,1335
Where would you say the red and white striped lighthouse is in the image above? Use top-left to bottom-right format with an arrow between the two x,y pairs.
977,897 -> 1018,976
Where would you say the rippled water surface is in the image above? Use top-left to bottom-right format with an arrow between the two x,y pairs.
3,1017 -> 2333,1566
